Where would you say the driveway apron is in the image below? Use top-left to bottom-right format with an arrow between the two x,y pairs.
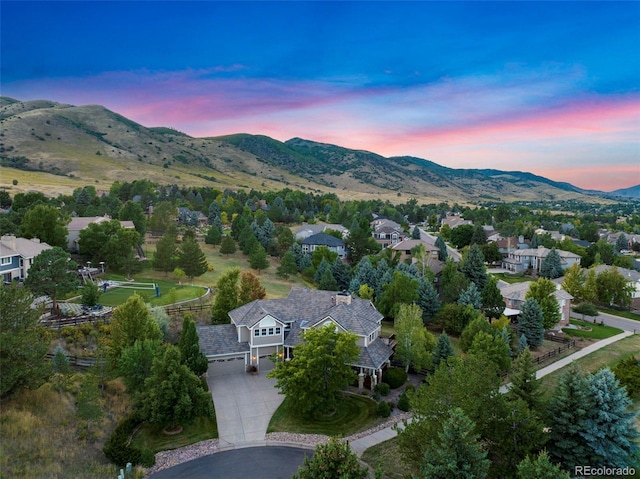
207,370 -> 284,447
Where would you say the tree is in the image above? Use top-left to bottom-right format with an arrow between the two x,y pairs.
440,258 -> 469,304
52,344 -> 71,375
211,268 -> 240,324
481,275 -> 506,320
418,407 -> 490,479
76,373 -> 104,437
153,231 -> 179,275
517,450 -> 570,479
395,303 -> 435,372
318,268 -> 339,291
292,437 -> 369,479
248,243 -> 269,273
460,316 -> 494,352
561,263 -> 585,301
109,294 -> 162,369
81,281 -> 101,308
24,247 -> 79,313
517,298 -> 544,349
612,355 -> 640,397
480,242 -> 503,264
238,271 -> 266,305
148,201 -> 177,235
411,225 -> 421,239
526,278 -> 560,330
138,345 -> 213,431
450,224 -> 474,249
508,348 -> 543,412
19,204 -> 68,248
0,284 -> 50,397
572,302 -> 598,320
417,278 -> 440,325
539,248 -> 563,279
615,233 -> 628,254
470,224 -> 487,246
468,331 -> 512,373
346,218 -> 380,263
547,364 -> 592,469
277,251 -> 298,279
220,235 -> 237,256
582,368 -> 639,467
178,315 -> 209,377
460,244 -> 488,291
178,238 -> 208,281
118,339 -> 165,395
119,200 -> 147,239
205,225 -> 222,246
583,266 -> 598,303
457,282 -> 482,309
595,267 -> 633,309
377,271 -> 419,318
431,333 -> 455,370
435,303 -> 479,336
267,325 -> 360,417
348,256 -> 376,294
330,257 -> 351,291
435,235 -> 448,261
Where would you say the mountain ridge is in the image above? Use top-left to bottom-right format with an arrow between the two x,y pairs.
0,97 -> 632,201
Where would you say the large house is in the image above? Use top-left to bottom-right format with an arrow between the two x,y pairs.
300,233 -> 347,258
501,247 -> 581,274
499,281 -> 573,328
0,235 -> 52,284
295,224 -> 349,241
197,288 -> 394,389
67,215 -> 135,252
390,239 -> 439,263
371,218 -> 406,248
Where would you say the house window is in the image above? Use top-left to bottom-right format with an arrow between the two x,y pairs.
255,327 -> 282,337
254,329 -> 260,337
1,257 -> 11,265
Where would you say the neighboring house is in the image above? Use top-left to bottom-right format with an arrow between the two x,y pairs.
295,224 -> 349,241
501,247 -> 581,274
177,207 -> 208,227
391,239 -> 439,263
499,281 -> 573,328
441,215 -> 473,229
300,233 -> 347,258
197,288 -> 394,389
67,215 -> 135,252
0,235 -> 52,283
494,236 -> 530,257
592,265 -> 640,309
370,219 -> 406,248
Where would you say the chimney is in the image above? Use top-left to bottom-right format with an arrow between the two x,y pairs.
1,235 -> 17,250
31,238 -> 41,244
335,291 -> 352,306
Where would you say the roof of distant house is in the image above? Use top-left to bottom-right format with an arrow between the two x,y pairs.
300,232 -> 345,247
0,235 -> 52,258
499,281 -> 573,302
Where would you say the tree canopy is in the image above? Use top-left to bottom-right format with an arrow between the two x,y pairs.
526,278 -> 560,330
394,303 -> 435,372
24,247 -> 79,313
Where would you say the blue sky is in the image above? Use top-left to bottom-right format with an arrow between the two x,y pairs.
2,1 -> 639,191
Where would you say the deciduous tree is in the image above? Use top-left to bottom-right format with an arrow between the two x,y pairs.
292,437 -> 369,479
394,304 -> 435,372
118,339 -> 165,394
19,204 -> 68,248
468,331 -> 512,373
211,268 -> 240,324
561,263 -> 585,300
526,278 -> 560,330
377,271 -> 419,318
238,271 -> 266,305
267,325 -> 359,417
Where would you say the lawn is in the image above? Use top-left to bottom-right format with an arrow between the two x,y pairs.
491,272 -> 532,284
130,415 -> 218,454
267,393 -> 380,437
361,437 -> 413,479
598,307 -> 640,322
562,319 -> 623,340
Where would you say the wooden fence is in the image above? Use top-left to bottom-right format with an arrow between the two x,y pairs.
45,352 -> 97,368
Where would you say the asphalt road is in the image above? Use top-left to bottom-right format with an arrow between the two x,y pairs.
583,311 -> 640,333
148,446 -> 312,479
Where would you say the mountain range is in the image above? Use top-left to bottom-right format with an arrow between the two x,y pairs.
0,97 -> 636,202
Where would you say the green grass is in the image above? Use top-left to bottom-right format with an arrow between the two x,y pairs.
598,307 -> 640,322
267,393 -> 380,437
130,415 -> 218,453
539,334 -> 640,396
361,437 -> 413,479
491,272 -> 531,284
562,319 -> 623,339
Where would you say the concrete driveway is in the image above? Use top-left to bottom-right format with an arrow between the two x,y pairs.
206,369 -> 285,447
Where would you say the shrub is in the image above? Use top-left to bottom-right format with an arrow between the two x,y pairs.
374,382 -> 390,396
398,391 -> 411,412
382,367 -> 408,389
139,448 -> 156,467
376,400 -> 391,418
103,417 -> 142,466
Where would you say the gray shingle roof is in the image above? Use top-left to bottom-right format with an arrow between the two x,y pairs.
351,340 -> 394,370
300,233 -> 345,247
197,324 -> 250,357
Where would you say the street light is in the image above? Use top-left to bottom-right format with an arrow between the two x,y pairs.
99,261 -> 105,273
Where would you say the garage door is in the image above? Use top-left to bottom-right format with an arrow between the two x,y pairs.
208,356 -> 246,377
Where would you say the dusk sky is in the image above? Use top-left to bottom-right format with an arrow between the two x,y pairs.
2,1 -> 639,192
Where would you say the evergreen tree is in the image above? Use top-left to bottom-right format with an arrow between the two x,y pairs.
52,344 -> 71,375
178,238 -> 208,280
76,373 -> 104,437
470,224 -> 487,246
517,450 -> 570,479
615,233 -> 628,254
539,248 -> 563,279
292,437 -> 369,479
207,200 -> 221,225
458,282 -> 482,310
220,235 -> 237,256
481,275 -> 506,320
277,251 -> 298,279
204,225 -> 222,246
348,256 -> 376,294
138,346 -> 213,431
230,214 -> 249,240
417,277 -> 441,325
238,271 -> 266,304
24,247 -> 79,314
517,298 -> 544,349
582,368 -> 639,467
314,257 -> 332,284
435,235 -> 448,261
418,408 -> 490,479
508,348 -> 543,412
460,244 -> 488,290
212,268 -> 240,324
411,225 -> 421,239
248,243 -> 269,273
330,257 -> 351,291
440,258 -> 469,304
318,268 -> 339,291
547,364 -> 592,469
178,316 -> 208,377
431,332 -> 455,370
377,271 -> 419,319
239,226 -> 259,255
526,278 -> 560,330
518,333 -> 529,353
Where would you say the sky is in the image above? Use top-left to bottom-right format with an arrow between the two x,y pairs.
1,1 -> 639,192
